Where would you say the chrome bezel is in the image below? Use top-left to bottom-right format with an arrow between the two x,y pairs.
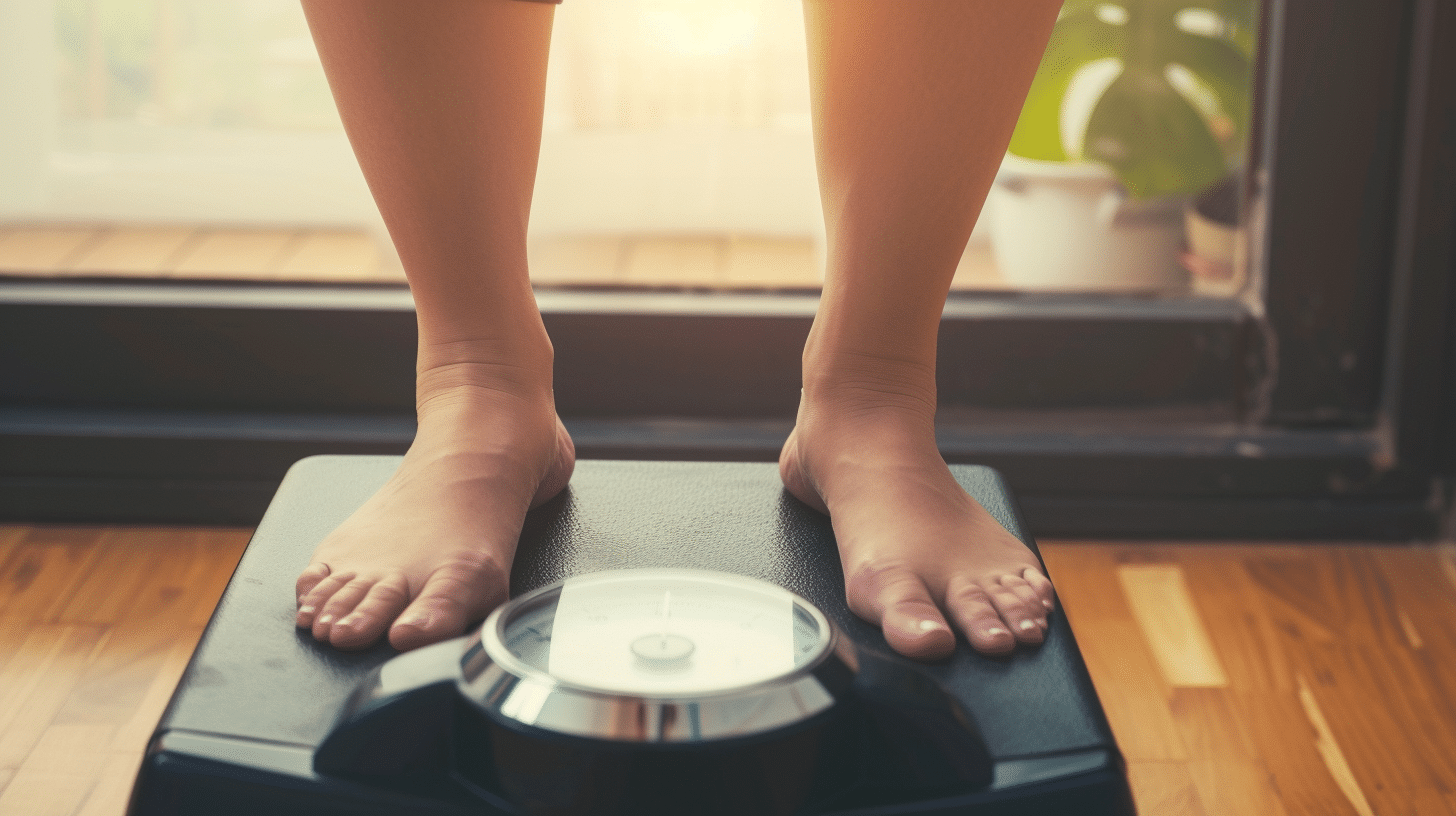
458,569 -> 841,743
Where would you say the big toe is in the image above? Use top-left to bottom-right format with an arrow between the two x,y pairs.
388,598 -> 470,652
387,565 -> 503,651
848,564 -> 956,661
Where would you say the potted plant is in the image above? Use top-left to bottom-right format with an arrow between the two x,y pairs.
988,0 -> 1257,291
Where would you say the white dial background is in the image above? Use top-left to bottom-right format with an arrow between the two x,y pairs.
543,573 -> 806,696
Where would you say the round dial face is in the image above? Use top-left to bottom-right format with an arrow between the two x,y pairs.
493,570 -> 830,697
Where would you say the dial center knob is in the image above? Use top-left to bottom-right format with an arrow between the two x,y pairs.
631,633 -> 695,663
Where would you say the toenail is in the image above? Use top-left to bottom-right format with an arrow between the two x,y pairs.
338,614 -> 359,628
917,619 -> 947,632
1042,599 -> 1054,609
1018,620 -> 1036,632
987,627 -> 1008,638
318,614 -> 334,626
298,605 -> 315,615
398,610 -> 431,628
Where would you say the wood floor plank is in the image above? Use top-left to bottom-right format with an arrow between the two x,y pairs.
54,526 -> 245,626
47,529 -> 244,744
1184,757 -> 1290,816
1243,552 -> 1346,646
1372,547 -> 1456,649
179,528 -> 251,626
1398,607 -> 1425,649
1124,761 -> 1209,816
3,531 -> 1454,815
0,524 -> 26,557
1117,564 -> 1229,687
1175,549 -> 1296,693
109,640 -> 201,756
1437,544 -> 1456,595
1293,644 -> 1456,805
1041,547 -> 1188,762
168,229 -> 299,278
66,226 -> 196,276
1039,543 -> 1136,621
528,235 -> 624,285
72,750 -> 146,816
621,236 -> 724,286
1327,547 -> 1412,646
950,242 -> 1010,290
1071,618 -> 1190,762
1297,674 -> 1377,816
1255,551 -> 1456,808
73,750 -> 145,816
0,723 -> 114,816
0,528 -> 109,623
0,625 -> 109,770
1167,688 -> 1258,761
0,226 -> 102,274
1227,690 -> 1358,816
275,229 -> 385,280
1,221 -> 843,289
722,236 -> 820,288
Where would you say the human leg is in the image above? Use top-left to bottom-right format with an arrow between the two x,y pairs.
785,0 -> 1062,659
294,0 -> 573,651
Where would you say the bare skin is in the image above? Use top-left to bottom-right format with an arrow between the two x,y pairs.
786,0 -> 1062,659
293,0 -> 567,651
296,0 -> 1062,659
297,363 -> 574,651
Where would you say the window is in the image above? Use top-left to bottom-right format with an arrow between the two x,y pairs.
2,0 -> 1453,538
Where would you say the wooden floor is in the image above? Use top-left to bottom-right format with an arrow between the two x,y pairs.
3,525 -> 1456,815
0,224 -> 1009,291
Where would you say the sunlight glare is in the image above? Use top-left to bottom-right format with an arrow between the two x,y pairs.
639,1 -> 761,57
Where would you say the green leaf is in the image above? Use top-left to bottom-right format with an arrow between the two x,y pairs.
1185,0 -> 1259,28
1083,71 -> 1228,198
1057,0 -> 1107,18
1166,0 -> 1260,57
1163,29 -> 1254,156
1008,14 -> 1123,161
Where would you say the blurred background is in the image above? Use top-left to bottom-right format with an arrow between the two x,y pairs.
4,0 -> 1449,541
0,0 -> 1256,296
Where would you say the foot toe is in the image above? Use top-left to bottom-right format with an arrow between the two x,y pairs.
297,570 -> 352,629
1000,574 -> 1049,623
883,601 -> 956,660
945,577 -> 1017,655
388,597 -> 467,651
848,564 -> 955,660
312,576 -> 373,642
295,562 -> 331,604
328,574 -> 411,650
1022,567 -> 1056,610
985,577 -> 1046,644
388,565 -> 496,651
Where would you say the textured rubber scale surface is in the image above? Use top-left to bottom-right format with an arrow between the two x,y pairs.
140,456 -> 1130,815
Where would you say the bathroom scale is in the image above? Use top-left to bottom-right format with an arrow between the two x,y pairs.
128,456 -> 1136,816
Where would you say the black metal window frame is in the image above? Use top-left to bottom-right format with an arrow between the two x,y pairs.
3,0 -> 1453,538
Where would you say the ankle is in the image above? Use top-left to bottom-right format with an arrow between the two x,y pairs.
800,347 -> 938,422
415,328 -> 556,409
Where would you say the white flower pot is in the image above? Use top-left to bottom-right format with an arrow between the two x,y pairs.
988,157 -> 1190,292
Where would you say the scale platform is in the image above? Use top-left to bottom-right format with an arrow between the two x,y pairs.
130,456 -> 1136,816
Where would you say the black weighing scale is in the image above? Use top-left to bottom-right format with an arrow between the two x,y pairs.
129,456 -> 1136,816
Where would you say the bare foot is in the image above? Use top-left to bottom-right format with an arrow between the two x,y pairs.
779,367 -> 1055,660
295,363 -> 575,651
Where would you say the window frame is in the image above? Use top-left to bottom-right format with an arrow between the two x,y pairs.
3,0 -> 1453,538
